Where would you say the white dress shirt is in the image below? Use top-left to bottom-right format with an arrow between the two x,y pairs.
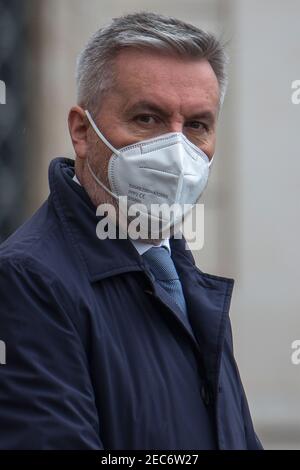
72,173 -> 170,255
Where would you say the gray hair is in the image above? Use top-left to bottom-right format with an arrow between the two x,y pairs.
76,11 -> 229,116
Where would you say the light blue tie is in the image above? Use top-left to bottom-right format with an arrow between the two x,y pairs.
142,246 -> 188,320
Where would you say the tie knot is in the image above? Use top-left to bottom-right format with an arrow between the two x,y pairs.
142,246 -> 179,282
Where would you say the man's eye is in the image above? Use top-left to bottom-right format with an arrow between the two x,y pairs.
185,121 -> 208,131
134,114 -> 157,124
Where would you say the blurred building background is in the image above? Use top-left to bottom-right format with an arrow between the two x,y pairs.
1,0 -> 300,449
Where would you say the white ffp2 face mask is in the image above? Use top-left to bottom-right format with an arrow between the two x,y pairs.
85,109 -> 214,233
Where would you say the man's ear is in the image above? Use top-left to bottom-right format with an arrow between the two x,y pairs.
68,106 -> 89,159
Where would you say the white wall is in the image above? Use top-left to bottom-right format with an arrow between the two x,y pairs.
232,0 -> 300,449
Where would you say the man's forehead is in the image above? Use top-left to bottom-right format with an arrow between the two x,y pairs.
112,49 -> 220,111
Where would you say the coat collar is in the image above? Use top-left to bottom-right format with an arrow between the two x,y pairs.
49,157 -> 235,390
49,157 -> 144,280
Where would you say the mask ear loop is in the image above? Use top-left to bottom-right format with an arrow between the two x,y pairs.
208,154 -> 214,168
86,158 -> 119,201
84,110 -> 121,201
85,110 -> 121,157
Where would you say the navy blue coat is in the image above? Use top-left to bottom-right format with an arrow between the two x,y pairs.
0,157 -> 263,450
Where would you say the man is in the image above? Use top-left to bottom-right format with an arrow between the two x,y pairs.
0,12 -> 263,450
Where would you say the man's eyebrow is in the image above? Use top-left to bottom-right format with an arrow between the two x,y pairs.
125,101 -> 172,118
187,110 -> 216,122
125,100 -> 216,122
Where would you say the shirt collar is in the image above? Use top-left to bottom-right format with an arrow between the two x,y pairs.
130,237 -> 170,256
72,173 -> 170,256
